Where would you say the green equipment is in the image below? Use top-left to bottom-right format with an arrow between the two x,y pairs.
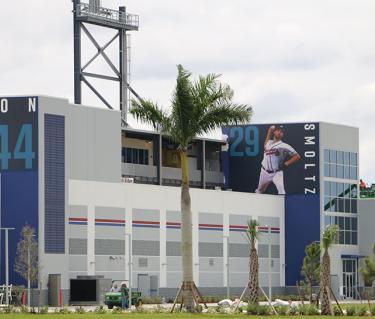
104,291 -> 142,309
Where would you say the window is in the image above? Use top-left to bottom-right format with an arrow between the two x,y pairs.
324,149 -> 358,181
324,181 -> 358,213
324,216 -> 358,245
122,147 -> 149,165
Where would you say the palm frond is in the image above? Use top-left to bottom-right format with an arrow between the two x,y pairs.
321,225 -> 339,251
196,104 -> 253,135
245,219 -> 260,248
130,98 -> 171,132
169,65 -> 196,147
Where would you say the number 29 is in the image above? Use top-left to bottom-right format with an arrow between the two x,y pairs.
229,126 -> 259,157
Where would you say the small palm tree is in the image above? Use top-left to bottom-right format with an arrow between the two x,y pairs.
320,225 -> 339,315
131,65 -> 252,311
360,244 -> 375,287
301,241 -> 321,302
245,219 -> 261,304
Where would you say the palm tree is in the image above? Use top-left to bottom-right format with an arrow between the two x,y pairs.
301,241 -> 321,302
130,65 -> 252,311
320,225 -> 339,315
360,244 -> 375,303
245,219 -> 261,304
360,244 -> 375,287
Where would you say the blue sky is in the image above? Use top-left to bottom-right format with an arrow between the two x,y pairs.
1,0 -> 375,181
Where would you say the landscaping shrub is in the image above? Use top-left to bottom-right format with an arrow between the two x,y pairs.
94,305 -> 107,314
257,305 -> 271,316
346,304 -> 356,316
247,303 -> 258,315
111,306 -> 123,314
75,306 -> 86,314
141,296 -> 162,304
297,304 -> 319,315
333,305 -> 343,316
287,306 -> 298,316
39,306 -> 49,314
274,305 -> 288,315
4,305 -> 15,314
58,307 -> 71,314
297,305 -> 309,315
355,305 -> 368,316
370,304 -> 375,316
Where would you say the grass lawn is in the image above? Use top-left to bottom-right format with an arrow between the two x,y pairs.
1,314 -> 375,319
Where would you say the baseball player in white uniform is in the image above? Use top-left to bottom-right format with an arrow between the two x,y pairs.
255,125 -> 301,195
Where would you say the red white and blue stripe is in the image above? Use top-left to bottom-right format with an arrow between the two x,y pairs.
229,225 -> 280,233
198,223 -> 223,231
167,222 -> 181,230
68,218 -> 125,227
132,220 -> 160,229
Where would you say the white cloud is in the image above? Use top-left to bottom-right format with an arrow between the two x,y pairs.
1,0 -> 375,181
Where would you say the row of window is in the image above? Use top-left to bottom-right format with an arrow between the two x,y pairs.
324,149 -> 358,180
122,147 -> 149,165
324,197 -> 357,214
324,150 -> 357,166
324,182 -> 357,198
324,163 -> 358,180
324,215 -> 358,245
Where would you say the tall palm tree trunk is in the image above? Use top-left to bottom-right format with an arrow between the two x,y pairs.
249,246 -> 259,304
321,251 -> 333,315
180,150 -> 195,311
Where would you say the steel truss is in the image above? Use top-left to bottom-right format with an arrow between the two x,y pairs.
73,0 -> 139,124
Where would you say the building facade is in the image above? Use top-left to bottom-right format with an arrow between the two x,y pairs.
0,95 -> 372,304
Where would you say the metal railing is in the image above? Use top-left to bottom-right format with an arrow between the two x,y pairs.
76,3 -> 139,28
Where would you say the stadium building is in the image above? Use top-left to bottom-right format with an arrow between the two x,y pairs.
0,95 -> 374,305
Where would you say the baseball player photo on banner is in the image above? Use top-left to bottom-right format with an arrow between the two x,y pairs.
222,123 -> 320,195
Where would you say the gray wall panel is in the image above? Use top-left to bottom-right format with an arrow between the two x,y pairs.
69,255 -> 87,272
199,273 -> 223,287
229,257 -> 248,272
132,257 -> 160,271
95,255 -> 126,271
359,200 -> 375,256
258,244 -> 280,258
229,243 -> 248,258
199,242 -> 223,257
69,238 -> 87,255
166,257 -> 181,271
199,257 -> 224,271
166,241 -> 181,256
95,239 -> 125,255
133,209 -> 159,222
258,233 -> 280,245
67,105 -> 121,182
259,258 -> 279,272
133,240 -> 160,256
167,272 -> 182,288
258,216 -> 280,228
199,213 -> 223,243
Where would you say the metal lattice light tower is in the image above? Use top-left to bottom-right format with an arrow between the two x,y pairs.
73,0 -> 139,124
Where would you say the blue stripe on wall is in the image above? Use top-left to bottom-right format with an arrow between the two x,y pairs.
0,171 -> 38,285
285,194 -> 320,286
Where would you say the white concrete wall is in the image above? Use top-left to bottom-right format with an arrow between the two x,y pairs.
319,122 -> 360,295
67,180 -> 285,290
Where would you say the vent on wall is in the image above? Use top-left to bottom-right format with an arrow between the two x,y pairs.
209,258 -> 214,266
139,257 -> 148,268
44,114 -> 65,254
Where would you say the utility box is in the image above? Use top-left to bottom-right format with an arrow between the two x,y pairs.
48,274 -> 61,306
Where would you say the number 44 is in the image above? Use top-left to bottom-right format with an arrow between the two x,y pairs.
0,124 -> 35,170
